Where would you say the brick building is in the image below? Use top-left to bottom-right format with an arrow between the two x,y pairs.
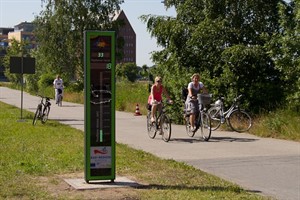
114,10 -> 136,64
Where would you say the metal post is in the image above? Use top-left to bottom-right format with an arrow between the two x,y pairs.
18,55 -> 26,122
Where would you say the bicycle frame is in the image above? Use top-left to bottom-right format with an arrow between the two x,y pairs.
194,105 -> 208,129
41,97 -> 50,112
147,101 -> 172,142
184,94 -> 212,141
193,94 -> 211,128
152,102 -> 166,128
208,94 -> 252,132
215,95 -> 242,120
33,96 -> 51,125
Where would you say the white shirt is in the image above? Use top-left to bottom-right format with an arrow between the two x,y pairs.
188,82 -> 204,95
53,78 -> 63,89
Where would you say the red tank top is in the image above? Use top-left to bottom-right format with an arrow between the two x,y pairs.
153,85 -> 163,101
148,85 -> 163,104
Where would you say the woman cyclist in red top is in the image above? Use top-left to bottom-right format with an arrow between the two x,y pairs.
148,76 -> 172,123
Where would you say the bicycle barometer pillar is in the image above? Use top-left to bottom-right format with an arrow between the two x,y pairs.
84,31 -> 115,182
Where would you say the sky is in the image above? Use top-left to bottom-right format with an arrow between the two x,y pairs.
0,0 -> 176,66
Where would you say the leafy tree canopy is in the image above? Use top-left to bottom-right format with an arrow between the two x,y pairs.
34,0 -> 124,83
116,62 -> 139,82
141,0 -> 298,113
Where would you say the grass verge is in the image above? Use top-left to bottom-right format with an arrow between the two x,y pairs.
250,110 -> 300,141
0,101 -> 269,199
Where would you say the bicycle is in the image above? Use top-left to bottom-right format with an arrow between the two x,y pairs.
146,101 -> 172,142
208,94 -> 252,132
57,88 -> 63,107
184,93 -> 212,141
33,95 -> 51,125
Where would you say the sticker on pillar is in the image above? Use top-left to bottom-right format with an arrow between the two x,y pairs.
90,146 -> 112,169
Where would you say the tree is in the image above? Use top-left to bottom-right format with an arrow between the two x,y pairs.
141,0 -> 287,113
140,64 -> 149,78
267,0 -> 300,110
3,39 -> 31,84
34,0 -> 124,83
116,62 -> 139,82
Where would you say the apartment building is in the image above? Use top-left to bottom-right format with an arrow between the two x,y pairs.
114,10 -> 136,64
8,22 -> 36,49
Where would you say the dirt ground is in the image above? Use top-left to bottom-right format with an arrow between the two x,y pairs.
37,172 -> 143,200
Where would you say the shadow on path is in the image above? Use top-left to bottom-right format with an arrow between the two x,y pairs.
137,183 -> 262,195
209,136 -> 258,143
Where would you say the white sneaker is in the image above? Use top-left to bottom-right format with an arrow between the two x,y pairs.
151,117 -> 155,123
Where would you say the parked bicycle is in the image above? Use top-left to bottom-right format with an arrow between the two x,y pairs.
184,93 -> 212,141
146,100 -> 172,142
208,94 -> 252,132
33,95 -> 51,125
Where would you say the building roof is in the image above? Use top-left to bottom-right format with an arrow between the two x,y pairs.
113,10 -> 136,35
0,28 -> 14,35
14,21 -> 35,32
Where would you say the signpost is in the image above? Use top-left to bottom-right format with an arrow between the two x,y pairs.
10,56 -> 35,121
84,31 -> 116,183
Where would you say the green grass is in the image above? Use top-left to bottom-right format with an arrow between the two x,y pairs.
0,101 -> 269,199
250,110 -> 300,141
0,102 -> 83,199
116,81 -> 150,115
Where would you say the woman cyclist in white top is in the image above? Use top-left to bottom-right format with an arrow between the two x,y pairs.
185,73 -> 208,131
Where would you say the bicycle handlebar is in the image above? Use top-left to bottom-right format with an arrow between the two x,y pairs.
215,94 -> 243,103
234,94 -> 243,102
152,99 -> 173,105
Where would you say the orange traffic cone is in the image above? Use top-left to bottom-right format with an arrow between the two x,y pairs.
134,103 -> 142,116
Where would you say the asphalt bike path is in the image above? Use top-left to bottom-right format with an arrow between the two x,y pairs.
1,87 -> 299,200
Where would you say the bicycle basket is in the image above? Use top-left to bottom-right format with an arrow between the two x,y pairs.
197,94 -> 212,106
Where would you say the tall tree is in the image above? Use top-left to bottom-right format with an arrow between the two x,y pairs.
141,0 -> 286,112
267,0 -> 300,110
34,0 -> 123,82
3,39 -> 31,84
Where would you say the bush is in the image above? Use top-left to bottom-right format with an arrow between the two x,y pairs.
67,79 -> 84,92
38,73 -> 54,90
25,74 -> 39,93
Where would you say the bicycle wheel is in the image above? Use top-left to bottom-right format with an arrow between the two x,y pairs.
161,115 -> 171,142
199,111 -> 211,141
41,106 -> 50,124
208,106 -> 221,131
32,106 -> 41,125
185,115 -> 195,137
228,109 -> 252,132
58,95 -> 62,107
147,112 -> 157,139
